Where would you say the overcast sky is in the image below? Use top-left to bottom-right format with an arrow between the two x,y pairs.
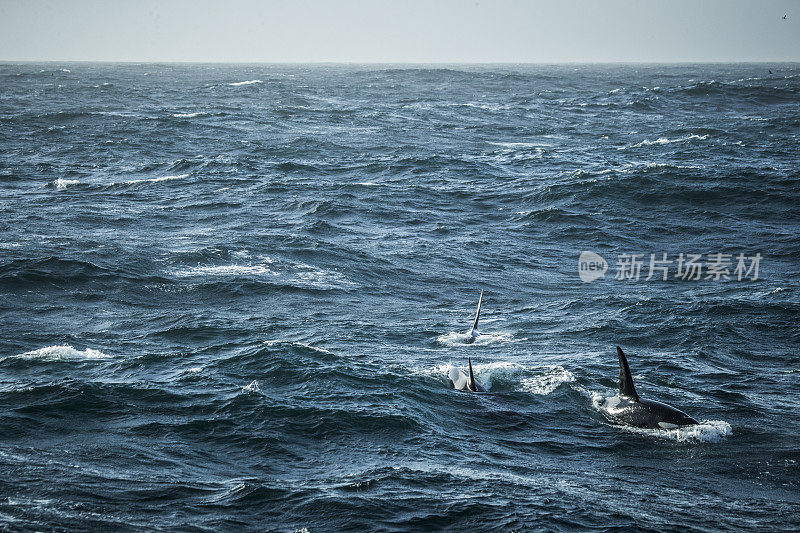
1,0 -> 798,63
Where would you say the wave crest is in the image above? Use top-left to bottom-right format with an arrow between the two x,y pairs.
620,420 -> 732,443
520,365 -> 575,395
50,178 -> 80,190
621,133 -> 709,150
115,174 -> 189,186
8,345 -> 111,361
171,112 -> 209,118
436,331 -> 515,347
434,362 -> 573,395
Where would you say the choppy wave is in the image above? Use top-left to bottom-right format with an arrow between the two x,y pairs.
621,133 -> 709,149
1,62 -> 797,531
116,173 -> 190,186
433,362 -> 574,395
435,361 -> 519,391
52,178 -> 80,190
176,263 -> 274,277
520,365 -> 575,395
5,345 -> 110,362
617,420 -> 733,443
436,331 -> 515,346
242,380 -> 261,393
171,112 -> 210,118
169,253 -> 355,290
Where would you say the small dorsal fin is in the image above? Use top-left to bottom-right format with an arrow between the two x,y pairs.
471,289 -> 483,333
467,357 -> 477,392
616,346 -> 639,400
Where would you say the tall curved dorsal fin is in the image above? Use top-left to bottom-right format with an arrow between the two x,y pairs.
471,289 -> 483,333
616,346 -> 639,400
468,357 -> 477,392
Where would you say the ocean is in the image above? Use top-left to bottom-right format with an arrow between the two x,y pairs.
0,63 -> 798,531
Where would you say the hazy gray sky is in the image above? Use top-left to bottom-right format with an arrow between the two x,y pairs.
1,0 -> 798,63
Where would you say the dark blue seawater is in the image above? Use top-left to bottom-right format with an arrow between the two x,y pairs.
0,63 -> 798,531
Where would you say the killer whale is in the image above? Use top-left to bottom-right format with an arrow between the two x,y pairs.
465,289 -> 483,344
448,357 -> 486,392
598,346 -> 698,429
446,291 -> 487,392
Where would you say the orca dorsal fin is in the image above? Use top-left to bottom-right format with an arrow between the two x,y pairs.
471,289 -> 483,334
616,346 -> 639,400
467,357 -> 477,392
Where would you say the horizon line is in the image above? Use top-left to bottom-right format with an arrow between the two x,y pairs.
2,60 -> 799,65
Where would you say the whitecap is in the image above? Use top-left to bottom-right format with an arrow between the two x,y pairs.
171,112 -> 208,118
243,380 -> 260,393
229,79 -> 263,86
621,134 -> 709,150
176,264 -> 275,277
170,256 -> 354,290
432,361 -> 572,395
261,340 -> 335,356
9,345 -> 111,361
520,365 -> 575,395
51,178 -> 80,190
436,330 -> 515,347
436,361 -> 524,391
292,342 -> 335,355
231,250 -> 252,260
760,287 -> 787,296
460,102 -> 502,111
641,161 -> 704,170
487,141 -> 549,148
118,174 -> 189,186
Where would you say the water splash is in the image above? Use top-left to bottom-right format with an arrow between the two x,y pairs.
618,420 -> 732,443
242,380 -> 261,393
